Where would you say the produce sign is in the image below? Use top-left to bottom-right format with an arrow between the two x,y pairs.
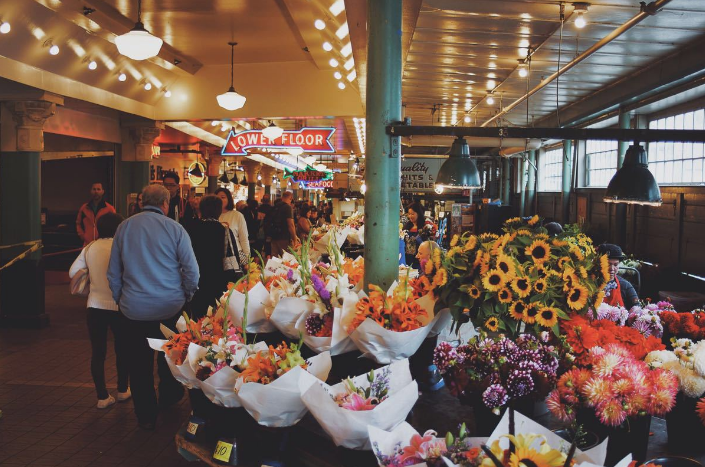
221,127 -> 336,155
284,166 -> 333,188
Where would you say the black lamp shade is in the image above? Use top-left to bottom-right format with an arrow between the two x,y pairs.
188,164 -> 203,178
435,137 -> 481,189
218,172 -> 230,184
604,144 -> 662,206
229,172 -> 239,183
240,174 -> 248,186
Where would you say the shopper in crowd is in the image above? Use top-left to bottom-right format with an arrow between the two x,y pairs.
129,192 -> 143,217
403,203 -> 426,268
324,201 -> 337,225
597,243 -> 639,308
270,191 -> 300,256
296,204 -> 313,240
242,198 -> 260,252
188,195 -> 243,318
416,240 -> 441,275
310,206 -> 323,228
215,188 -> 250,264
107,184 -> 199,431
162,171 -> 186,222
76,182 -> 116,245
258,194 -> 273,256
70,212 -> 130,409
235,200 -> 246,211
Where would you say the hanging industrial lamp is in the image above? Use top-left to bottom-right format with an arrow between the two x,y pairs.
604,143 -> 662,206
262,121 -> 283,140
434,137 -> 482,190
188,162 -> 203,178
240,173 -> 248,186
115,0 -> 163,60
217,42 -> 247,111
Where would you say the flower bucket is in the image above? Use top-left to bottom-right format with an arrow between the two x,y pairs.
462,396 -> 534,437
552,428 -> 601,451
644,457 -> 704,467
187,388 -> 255,442
666,393 -> 705,457
576,410 -> 651,465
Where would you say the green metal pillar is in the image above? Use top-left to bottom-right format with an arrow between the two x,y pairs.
364,0 -> 402,291
526,150 -> 536,216
502,158 -> 511,206
248,183 -> 256,200
265,184 -> 271,196
562,140 -> 573,224
615,108 -> 631,246
116,157 -> 149,216
618,108 -> 631,169
519,156 -> 528,217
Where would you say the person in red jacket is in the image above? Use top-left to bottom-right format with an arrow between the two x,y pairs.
76,182 -> 116,245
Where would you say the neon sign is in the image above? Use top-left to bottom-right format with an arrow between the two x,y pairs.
302,180 -> 334,190
221,127 -> 336,156
283,165 -> 333,188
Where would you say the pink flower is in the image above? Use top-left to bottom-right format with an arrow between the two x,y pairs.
400,432 -> 447,461
341,392 -> 377,411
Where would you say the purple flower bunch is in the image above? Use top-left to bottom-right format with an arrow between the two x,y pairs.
434,333 -> 558,412
590,303 -> 663,338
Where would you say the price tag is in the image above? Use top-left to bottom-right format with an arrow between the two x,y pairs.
213,440 -> 233,462
186,422 -> 199,435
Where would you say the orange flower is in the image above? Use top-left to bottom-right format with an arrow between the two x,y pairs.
240,351 -> 277,384
350,286 -> 427,333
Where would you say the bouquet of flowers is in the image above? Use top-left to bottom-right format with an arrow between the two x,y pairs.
659,309 -> 705,341
342,211 -> 364,229
224,256 -> 277,333
437,217 -> 608,337
561,315 -> 664,365
370,409 -> 614,467
340,275 -> 446,364
299,359 -> 418,449
433,332 -> 559,413
646,338 -> 705,399
234,341 -> 331,427
589,303 -> 663,338
547,344 -> 678,427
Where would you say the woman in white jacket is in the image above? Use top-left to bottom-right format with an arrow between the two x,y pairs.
70,212 -> 130,409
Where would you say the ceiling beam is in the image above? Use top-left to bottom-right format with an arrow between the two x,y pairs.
388,125 -> 705,142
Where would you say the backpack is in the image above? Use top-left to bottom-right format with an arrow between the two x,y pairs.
263,204 -> 284,239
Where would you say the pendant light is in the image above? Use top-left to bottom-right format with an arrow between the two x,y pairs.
217,42 -> 247,111
115,0 -> 163,60
434,137 -> 481,190
240,173 -> 248,186
218,161 -> 230,184
188,163 -> 203,178
604,143 -> 662,206
262,121 -> 283,140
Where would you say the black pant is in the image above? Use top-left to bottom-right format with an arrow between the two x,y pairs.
87,308 -> 129,400
121,310 -> 184,424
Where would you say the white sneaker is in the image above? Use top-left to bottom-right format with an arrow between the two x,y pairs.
97,395 -> 115,409
117,389 -> 132,402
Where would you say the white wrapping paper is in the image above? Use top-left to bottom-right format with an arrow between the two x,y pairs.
270,296 -> 313,339
235,351 -> 332,427
347,225 -> 364,245
148,338 -> 201,389
199,366 -> 241,407
299,359 -> 418,449
339,288 -> 444,364
294,306 -> 357,355
226,282 -> 275,333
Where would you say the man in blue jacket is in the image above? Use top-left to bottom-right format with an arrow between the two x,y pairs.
108,184 -> 199,430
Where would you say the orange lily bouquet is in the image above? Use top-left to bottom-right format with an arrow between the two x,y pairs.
234,342 -> 332,427
369,409 -> 621,467
299,359 -> 419,449
339,275 -> 449,364
438,217 -> 609,337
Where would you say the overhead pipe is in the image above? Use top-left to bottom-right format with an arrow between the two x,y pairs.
481,0 -> 673,128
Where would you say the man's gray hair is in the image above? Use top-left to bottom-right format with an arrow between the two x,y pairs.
282,190 -> 293,200
141,184 -> 170,207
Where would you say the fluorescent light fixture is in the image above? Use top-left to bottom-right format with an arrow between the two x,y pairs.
335,22 -> 349,39
347,70 -> 357,82
343,58 -> 354,70
329,0 -> 345,16
340,43 -> 352,57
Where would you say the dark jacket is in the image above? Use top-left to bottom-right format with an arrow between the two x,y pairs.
617,275 -> 639,307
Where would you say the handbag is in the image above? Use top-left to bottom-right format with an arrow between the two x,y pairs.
70,242 -> 94,296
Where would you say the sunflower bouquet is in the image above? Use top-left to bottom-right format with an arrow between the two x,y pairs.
433,332 -> 559,414
437,216 -> 609,337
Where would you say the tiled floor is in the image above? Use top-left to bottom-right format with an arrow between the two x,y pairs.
0,285 -> 192,467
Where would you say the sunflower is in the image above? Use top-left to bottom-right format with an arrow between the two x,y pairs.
567,284 -> 589,310
463,235 -> 478,252
569,244 -> 585,261
552,238 -> 569,247
527,215 -> 540,226
562,269 -> 579,292
482,268 -> 507,292
450,234 -> 459,247
594,290 -> 605,308
473,250 -> 485,268
579,266 -> 588,278
468,285 -> 481,299
498,287 -> 513,304
534,278 -> 548,294
509,301 -> 527,321
599,254 -> 611,282
484,316 -> 499,332
511,277 -> 531,298
557,256 -> 571,270
432,268 -> 448,287
479,232 -> 499,242
479,252 -> 492,276
522,304 -> 538,324
496,253 -> 516,278
536,307 -> 559,328
525,239 -> 551,264
516,229 -> 532,237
